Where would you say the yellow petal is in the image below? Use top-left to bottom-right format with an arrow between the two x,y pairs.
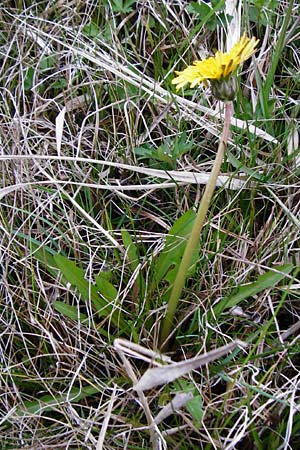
172,34 -> 259,91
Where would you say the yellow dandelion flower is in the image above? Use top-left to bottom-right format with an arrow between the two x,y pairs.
172,33 -> 259,101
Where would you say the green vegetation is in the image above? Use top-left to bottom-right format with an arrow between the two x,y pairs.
1,0 -> 299,448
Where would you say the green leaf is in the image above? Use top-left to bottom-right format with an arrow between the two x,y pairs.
153,209 -> 197,286
186,394 -> 203,425
28,241 -> 60,278
214,264 -> 294,317
28,249 -> 125,331
187,0 -> 226,31
174,379 -> 203,426
134,134 -> 194,169
95,272 -> 118,302
212,0 -> 225,6
134,144 -> 155,159
188,2 -> 211,15
226,149 -> 266,182
54,254 -> 100,304
111,0 -> 136,14
16,384 -> 100,416
53,301 -> 87,322
121,229 -> 140,271
52,78 -> 67,89
121,229 -> 146,301
39,55 -> 56,71
53,254 -> 125,328
24,67 -> 34,91
83,21 -> 101,38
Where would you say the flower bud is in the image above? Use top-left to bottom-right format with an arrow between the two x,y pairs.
210,76 -> 238,101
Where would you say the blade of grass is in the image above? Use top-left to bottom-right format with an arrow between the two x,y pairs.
263,0 -> 294,102
16,385 -> 101,416
213,263 -> 294,318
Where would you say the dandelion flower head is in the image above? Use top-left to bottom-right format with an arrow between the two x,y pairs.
172,33 -> 259,99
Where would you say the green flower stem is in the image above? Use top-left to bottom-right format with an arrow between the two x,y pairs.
159,102 -> 233,349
